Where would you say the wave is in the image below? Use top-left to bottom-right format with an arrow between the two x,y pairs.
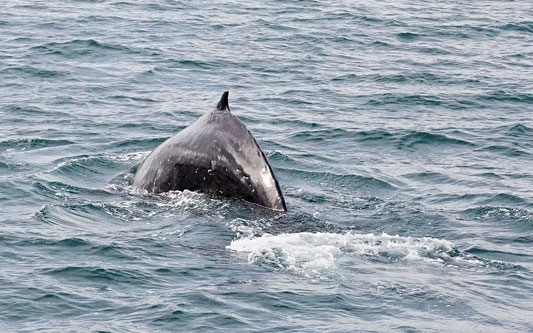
51,155 -> 114,176
482,193 -> 530,207
35,203 -> 122,227
33,186 -> 228,230
478,91 -> 533,104
396,32 -> 419,41
506,123 -> 533,136
402,171 -> 455,184
108,95 -> 158,103
264,151 -> 301,165
6,236 -> 135,260
498,22 -> 533,33
476,145 -> 530,157
290,128 -> 349,142
164,59 -> 213,70
332,71 -> 451,84
461,206 -> 533,231
32,180 -> 113,202
2,105 -> 53,115
30,39 -> 133,58
41,265 -> 154,284
228,231 -> 510,277
0,66 -> 67,78
51,151 -> 149,175
0,138 -> 74,152
375,72 -> 444,83
365,94 -> 443,106
114,137 -> 167,149
289,127 -> 474,150
278,168 -> 396,191
46,152 -> 146,191
398,131 -> 475,148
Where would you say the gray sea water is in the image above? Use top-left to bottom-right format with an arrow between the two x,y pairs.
1,0 -> 532,331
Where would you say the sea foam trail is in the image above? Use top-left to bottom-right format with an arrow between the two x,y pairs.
228,232 -> 480,276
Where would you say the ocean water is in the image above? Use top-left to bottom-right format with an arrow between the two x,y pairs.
1,0 -> 532,331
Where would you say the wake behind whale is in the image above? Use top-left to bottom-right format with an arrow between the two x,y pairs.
133,91 -> 287,211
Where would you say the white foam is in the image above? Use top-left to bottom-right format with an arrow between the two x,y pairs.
157,189 -> 210,209
52,156 -> 90,171
111,151 -> 150,161
226,217 -> 272,239
53,151 -> 150,171
228,231 -> 461,276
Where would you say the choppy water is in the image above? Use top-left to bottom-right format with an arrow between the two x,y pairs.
1,0 -> 532,331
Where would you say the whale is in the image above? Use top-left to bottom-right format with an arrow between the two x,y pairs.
133,91 -> 287,211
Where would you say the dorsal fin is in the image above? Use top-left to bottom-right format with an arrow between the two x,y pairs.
216,91 -> 230,111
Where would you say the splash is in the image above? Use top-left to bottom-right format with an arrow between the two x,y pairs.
227,231 -> 486,277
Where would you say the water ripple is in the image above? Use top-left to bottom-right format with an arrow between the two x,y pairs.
1,0 -> 532,331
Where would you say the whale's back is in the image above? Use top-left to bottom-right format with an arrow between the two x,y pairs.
133,98 -> 286,211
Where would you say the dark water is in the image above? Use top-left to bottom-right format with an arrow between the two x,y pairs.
1,0 -> 532,331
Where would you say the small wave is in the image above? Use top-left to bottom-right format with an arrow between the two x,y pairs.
290,128 -> 349,142
52,155 -> 92,171
464,247 -> 531,265
353,129 -> 394,143
366,94 -> 442,106
34,204 -> 103,227
402,171 -> 455,184
30,39 -> 132,58
52,151 -> 149,172
507,123 -> 533,136
34,199 -> 147,227
0,159 -> 29,172
255,19 -> 298,32
165,59 -> 212,69
33,181 -> 76,201
33,181 -> 112,200
0,138 -> 74,152
476,145 -> 530,157
371,40 -> 392,47
479,91 -> 533,104
227,232 -> 501,277
111,151 -> 151,161
416,46 -> 451,55
498,22 -> 533,33
41,265 -> 153,284
398,131 -> 475,149
265,151 -> 300,165
461,206 -> 533,231
372,72 -> 443,83
114,137 -> 167,149
278,168 -> 395,191
109,95 -> 158,103
2,105 -> 47,115
0,66 -> 67,78
109,182 -> 232,219
12,237 -> 90,249
397,32 -> 419,41
320,128 -> 474,150
333,36 -> 355,44
261,96 -> 314,106
473,172 -> 504,179
482,193 -> 529,207
51,155 -> 115,178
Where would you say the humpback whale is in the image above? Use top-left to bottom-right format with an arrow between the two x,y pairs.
133,91 -> 287,211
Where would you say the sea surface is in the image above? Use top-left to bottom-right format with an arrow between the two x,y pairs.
1,0 -> 532,331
